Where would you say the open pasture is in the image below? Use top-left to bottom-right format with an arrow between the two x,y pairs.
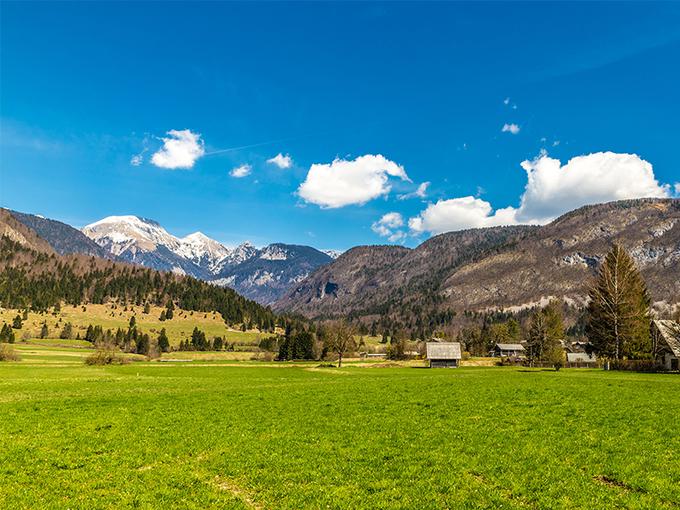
0,354 -> 679,509
0,305 -> 265,347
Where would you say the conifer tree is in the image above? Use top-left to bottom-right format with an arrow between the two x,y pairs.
59,322 -> 73,340
586,244 -> 651,360
40,322 -> 49,339
157,328 -> 169,353
12,315 -> 22,329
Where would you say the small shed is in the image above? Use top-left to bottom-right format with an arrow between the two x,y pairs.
426,342 -> 461,368
493,343 -> 525,358
652,320 -> 680,371
566,352 -> 597,368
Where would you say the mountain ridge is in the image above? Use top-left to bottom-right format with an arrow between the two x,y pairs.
81,215 -> 333,304
274,198 -> 680,325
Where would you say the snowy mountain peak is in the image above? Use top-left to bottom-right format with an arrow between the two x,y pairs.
82,215 -> 179,254
81,215 -> 334,304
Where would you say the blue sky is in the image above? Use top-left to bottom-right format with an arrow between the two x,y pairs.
1,2 -> 679,250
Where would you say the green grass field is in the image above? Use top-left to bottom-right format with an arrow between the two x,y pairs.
1,348 -> 679,509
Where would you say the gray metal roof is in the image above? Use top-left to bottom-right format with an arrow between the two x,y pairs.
653,320 -> 680,357
495,343 -> 525,351
566,352 -> 597,363
426,342 -> 462,360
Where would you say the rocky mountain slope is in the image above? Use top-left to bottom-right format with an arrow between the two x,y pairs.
7,209 -> 112,259
275,199 -> 680,320
81,215 -> 332,304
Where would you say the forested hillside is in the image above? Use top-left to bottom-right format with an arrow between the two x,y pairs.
0,235 -> 277,330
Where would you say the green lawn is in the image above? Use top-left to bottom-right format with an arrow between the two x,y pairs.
0,357 -> 678,509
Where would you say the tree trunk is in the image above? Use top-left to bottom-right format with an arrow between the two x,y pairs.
338,353 -> 342,368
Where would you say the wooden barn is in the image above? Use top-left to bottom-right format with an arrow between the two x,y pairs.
492,343 -> 525,358
566,352 -> 598,368
652,320 -> 680,371
426,342 -> 461,368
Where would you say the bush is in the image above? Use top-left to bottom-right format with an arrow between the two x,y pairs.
0,344 -> 19,362
85,349 -> 128,366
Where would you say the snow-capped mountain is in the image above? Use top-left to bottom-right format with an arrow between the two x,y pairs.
322,249 -> 343,260
81,215 -> 333,304
176,232 -> 232,273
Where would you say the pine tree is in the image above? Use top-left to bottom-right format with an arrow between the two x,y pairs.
59,322 -> 73,340
40,322 -> 49,339
586,244 -> 651,360
157,328 -> 169,353
12,315 -> 22,329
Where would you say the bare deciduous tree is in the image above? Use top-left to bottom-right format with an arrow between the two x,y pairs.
325,321 -> 356,368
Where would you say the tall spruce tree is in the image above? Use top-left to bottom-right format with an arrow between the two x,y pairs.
586,244 -> 651,360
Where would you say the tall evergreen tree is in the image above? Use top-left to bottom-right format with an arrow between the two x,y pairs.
157,328 -> 169,353
586,244 -> 651,360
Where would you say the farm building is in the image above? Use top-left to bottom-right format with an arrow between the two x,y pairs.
651,320 -> 680,371
566,352 -> 597,368
426,342 -> 461,368
492,343 -> 525,358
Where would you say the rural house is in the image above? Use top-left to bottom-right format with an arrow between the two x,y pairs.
566,352 -> 598,368
492,343 -> 525,358
426,341 -> 461,368
651,320 -> 680,371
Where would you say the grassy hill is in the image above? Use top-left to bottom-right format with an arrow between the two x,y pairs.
0,304 -> 267,348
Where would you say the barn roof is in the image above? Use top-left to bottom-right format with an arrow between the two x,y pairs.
653,320 -> 680,357
426,342 -> 461,360
495,343 -> 525,351
567,352 -> 597,363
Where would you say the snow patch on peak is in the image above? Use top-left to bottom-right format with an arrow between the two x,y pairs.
322,249 -> 343,259
260,245 -> 288,261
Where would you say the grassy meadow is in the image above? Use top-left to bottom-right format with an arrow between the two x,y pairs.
1,347 -> 679,509
0,304 -> 265,347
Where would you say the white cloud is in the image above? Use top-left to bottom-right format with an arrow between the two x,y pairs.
502,123 -> 521,135
130,154 -> 143,166
267,153 -> 293,169
503,97 -> 510,105
298,154 -> 410,208
230,164 -> 252,178
674,183 -> 680,196
409,151 -> 671,235
398,182 -> 430,201
409,197 -> 517,234
151,129 -> 205,169
372,212 -> 406,242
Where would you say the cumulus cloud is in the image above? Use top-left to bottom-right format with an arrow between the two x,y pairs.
409,151 -> 671,236
151,129 -> 205,169
298,154 -> 410,208
674,183 -> 680,196
130,154 -> 143,166
230,164 -> 252,178
502,123 -> 521,135
398,182 -> 430,200
372,212 -> 406,242
267,153 -> 293,169
408,197 -> 516,234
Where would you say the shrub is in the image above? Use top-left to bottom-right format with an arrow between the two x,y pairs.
0,344 -> 19,362
85,349 -> 128,366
